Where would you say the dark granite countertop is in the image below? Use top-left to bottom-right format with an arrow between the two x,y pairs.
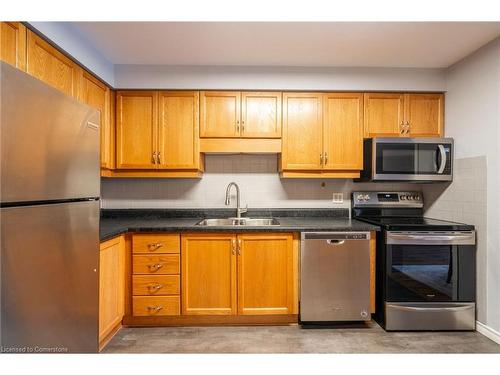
100,208 -> 380,242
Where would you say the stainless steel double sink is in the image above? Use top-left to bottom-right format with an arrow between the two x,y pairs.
196,217 -> 280,226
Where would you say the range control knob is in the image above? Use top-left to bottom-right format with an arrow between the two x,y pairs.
363,194 -> 370,201
356,194 -> 365,201
414,195 -> 421,200
400,195 -> 406,200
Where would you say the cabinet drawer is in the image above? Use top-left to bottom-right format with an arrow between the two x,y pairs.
133,296 -> 180,316
132,275 -> 180,296
132,234 -> 180,254
133,255 -> 180,275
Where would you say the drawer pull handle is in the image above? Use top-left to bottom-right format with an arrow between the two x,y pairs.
148,284 -> 164,292
147,305 -> 163,313
147,243 -> 163,251
147,263 -> 164,272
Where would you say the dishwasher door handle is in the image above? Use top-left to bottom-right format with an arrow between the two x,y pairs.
326,239 -> 345,246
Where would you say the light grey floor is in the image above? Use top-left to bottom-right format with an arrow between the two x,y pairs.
104,322 -> 500,353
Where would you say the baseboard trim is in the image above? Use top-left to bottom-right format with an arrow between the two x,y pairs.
476,320 -> 500,345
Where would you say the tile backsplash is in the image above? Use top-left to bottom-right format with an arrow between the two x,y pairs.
101,154 -> 420,210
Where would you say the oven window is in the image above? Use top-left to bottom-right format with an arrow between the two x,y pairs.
387,245 -> 457,302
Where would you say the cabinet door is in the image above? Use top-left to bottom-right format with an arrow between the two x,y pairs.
200,91 -> 241,138
323,93 -> 364,170
364,93 -> 405,137
158,91 -> 200,169
241,92 -> 282,138
237,234 -> 294,315
405,93 -> 444,137
281,93 -> 323,170
0,22 -> 26,71
116,91 -> 157,169
181,234 -> 237,315
79,71 -> 112,169
99,236 -> 125,343
26,30 -> 80,98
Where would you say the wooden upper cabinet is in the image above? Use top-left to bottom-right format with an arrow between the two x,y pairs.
26,30 -> 80,98
281,93 -> 323,170
0,22 -> 27,71
237,234 -> 294,315
364,93 -> 405,137
158,91 -> 199,169
79,71 -> 112,169
241,92 -> 282,138
323,93 -> 364,170
200,91 -> 240,138
116,91 -> 157,169
405,93 -> 444,137
99,236 -> 125,344
181,234 -> 237,315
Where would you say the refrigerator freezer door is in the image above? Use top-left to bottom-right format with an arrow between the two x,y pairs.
0,62 -> 100,203
1,201 -> 99,353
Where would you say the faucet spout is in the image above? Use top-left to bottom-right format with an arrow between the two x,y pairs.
225,182 -> 247,219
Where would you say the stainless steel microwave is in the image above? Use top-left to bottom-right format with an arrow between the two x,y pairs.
357,138 -> 453,183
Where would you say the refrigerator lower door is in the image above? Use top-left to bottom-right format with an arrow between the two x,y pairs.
1,201 -> 99,353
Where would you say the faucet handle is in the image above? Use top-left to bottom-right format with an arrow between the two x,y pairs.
240,204 -> 248,214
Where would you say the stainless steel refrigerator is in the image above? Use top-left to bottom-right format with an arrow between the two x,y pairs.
0,62 -> 100,353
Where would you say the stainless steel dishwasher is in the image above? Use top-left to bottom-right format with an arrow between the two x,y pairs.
300,232 -> 371,323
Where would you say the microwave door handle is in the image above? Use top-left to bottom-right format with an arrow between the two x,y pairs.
437,144 -> 446,174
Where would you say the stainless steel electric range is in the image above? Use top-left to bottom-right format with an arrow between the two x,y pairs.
352,191 -> 476,331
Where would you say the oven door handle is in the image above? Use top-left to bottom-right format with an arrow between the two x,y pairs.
386,232 -> 475,245
390,304 -> 473,313
437,144 -> 447,174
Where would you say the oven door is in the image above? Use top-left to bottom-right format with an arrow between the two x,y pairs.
385,231 -> 476,303
373,138 -> 453,182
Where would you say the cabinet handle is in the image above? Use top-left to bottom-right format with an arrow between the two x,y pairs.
148,284 -> 164,293
147,243 -> 163,251
157,152 -> 162,164
324,152 -> 328,165
147,263 -> 164,272
320,153 -> 323,166
241,120 -> 245,133
152,151 -> 157,164
147,305 -> 163,313
232,238 -> 236,255
237,238 -> 242,255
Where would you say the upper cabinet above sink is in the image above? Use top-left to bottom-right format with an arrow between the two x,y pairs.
199,91 -> 282,153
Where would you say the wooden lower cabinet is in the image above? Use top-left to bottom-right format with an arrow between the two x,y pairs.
238,234 -> 294,315
181,233 -> 296,317
99,236 -> 125,347
181,234 -> 237,315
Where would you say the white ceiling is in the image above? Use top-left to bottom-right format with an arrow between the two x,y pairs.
69,22 -> 500,68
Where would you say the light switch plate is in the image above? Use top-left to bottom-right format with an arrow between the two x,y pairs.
332,193 -> 343,203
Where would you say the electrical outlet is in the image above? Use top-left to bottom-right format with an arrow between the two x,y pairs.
332,193 -> 343,203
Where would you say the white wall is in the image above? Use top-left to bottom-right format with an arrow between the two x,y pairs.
28,22 -> 115,86
424,36 -> 500,332
114,64 -> 446,91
